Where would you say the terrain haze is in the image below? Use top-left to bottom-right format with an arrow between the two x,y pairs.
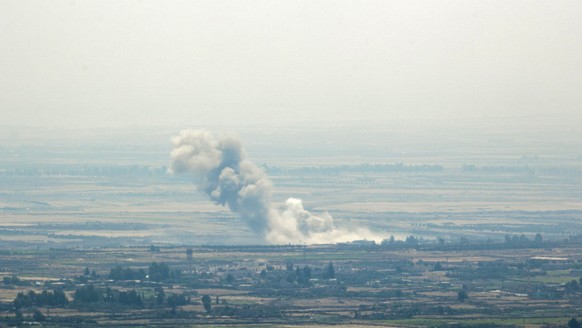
0,0 -> 581,245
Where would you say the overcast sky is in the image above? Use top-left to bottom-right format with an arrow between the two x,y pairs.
1,0 -> 581,128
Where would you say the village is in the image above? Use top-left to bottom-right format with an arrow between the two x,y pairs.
1,236 -> 581,327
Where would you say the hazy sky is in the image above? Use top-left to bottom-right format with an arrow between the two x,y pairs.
1,0 -> 581,128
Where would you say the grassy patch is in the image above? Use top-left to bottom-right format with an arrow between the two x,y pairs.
378,316 -> 570,327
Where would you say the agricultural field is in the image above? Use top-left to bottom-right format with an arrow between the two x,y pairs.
0,242 -> 581,327
0,124 -> 581,326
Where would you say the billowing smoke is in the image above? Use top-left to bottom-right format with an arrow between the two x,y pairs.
169,129 -> 378,244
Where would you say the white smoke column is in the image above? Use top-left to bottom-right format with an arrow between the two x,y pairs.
169,129 -> 377,244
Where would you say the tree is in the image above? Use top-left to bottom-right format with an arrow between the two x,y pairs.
405,235 -> 418,246
74,284 -> 101,303
14,291 -> 33,309
432,262 -> 443,271
149,262 -> 171,282
295,266 -> 302,280
14,310 -> 23,323
286,267 -> 296,283
569,317 -> 581,328
155,287 -> 165,305
52,288 -> 69,306
303,266 -> 312,281
167,293 -> 188,307
565,280 -> 579,293
201,295 -> 212,313
225,273 -> 235,284
13,289 -> 68,308
118,289 -> 143,307
109,265 -> 146,281
323,262 -> 335,279
457,290 -> 468,302
4,275 -> 21,285
33,309 -> 46,322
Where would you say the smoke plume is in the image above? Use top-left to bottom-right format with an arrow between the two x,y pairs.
169,129 -> 377,244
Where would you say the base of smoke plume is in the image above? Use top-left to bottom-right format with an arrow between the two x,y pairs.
265,197 -> 382,245
267,223 -> 381,245
170,129 -> 383,245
